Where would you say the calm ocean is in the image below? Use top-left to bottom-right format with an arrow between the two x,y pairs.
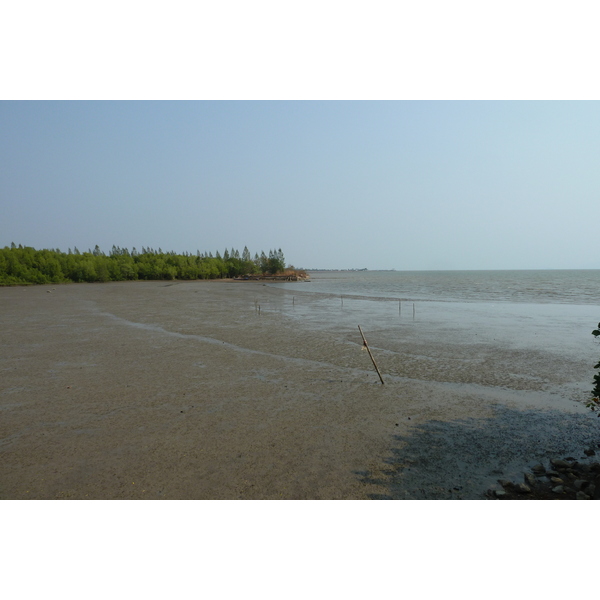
284,269 -> 600,305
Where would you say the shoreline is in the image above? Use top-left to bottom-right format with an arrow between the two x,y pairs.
1,280 -> 598,499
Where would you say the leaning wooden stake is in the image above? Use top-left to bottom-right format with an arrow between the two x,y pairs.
358,325 -> 385,385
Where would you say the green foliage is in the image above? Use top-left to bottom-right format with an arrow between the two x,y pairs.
268,248 -> 285,275
0,243 -> 274,285
587,323 -> 600,416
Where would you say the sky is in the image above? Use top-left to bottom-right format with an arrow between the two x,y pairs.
1,100 -> 599,270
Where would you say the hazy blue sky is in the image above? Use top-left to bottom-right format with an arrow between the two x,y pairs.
1,101 -> 598,270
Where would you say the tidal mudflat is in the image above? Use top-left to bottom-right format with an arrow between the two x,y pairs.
1,280 -> 598,499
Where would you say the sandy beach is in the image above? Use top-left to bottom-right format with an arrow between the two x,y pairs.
1,280 -> 598,500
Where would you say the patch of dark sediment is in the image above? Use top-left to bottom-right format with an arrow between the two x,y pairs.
358,404 -> 600,500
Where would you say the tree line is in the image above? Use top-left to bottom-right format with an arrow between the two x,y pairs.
0,243 -> 288,285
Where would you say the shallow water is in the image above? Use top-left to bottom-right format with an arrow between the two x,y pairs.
270,270 -> 600,407
274,284 -> 599,361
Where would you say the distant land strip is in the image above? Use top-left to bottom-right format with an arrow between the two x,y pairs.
0,243 -> 306,285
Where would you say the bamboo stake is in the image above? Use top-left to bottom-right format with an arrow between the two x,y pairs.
358,325 -> 385,385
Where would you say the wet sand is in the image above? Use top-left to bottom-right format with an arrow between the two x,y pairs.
1,280 -> 598,499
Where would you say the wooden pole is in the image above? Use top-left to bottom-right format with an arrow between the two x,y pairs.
399,300 -> 401,315
413,303 -> 415,320
358,325 -> 385,385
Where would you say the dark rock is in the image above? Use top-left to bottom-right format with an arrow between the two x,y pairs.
486,448 -> 600,500
584,448 -> 596,456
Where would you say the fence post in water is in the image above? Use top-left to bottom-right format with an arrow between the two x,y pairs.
413,303 -> 415,320
358,325 -> 385,385
341,295 -> 344,307
399,300 -> 401,315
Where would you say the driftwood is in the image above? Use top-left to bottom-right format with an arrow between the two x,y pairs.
358,325 -> 385,385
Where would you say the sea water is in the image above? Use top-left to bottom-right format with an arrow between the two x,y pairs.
270,270 -> 600,399
277,269 -> 600,305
